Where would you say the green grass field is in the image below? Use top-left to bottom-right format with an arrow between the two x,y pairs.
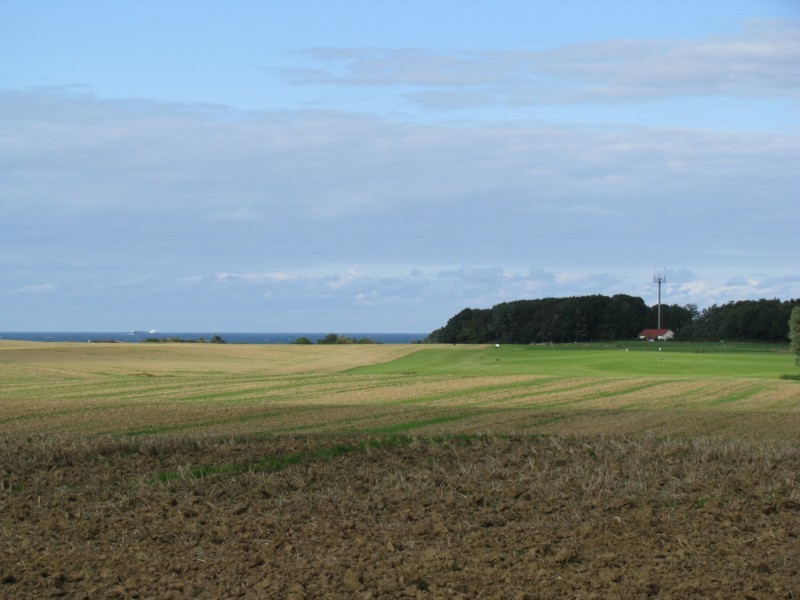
350,342 -> 794,378
0,340 -> 797,440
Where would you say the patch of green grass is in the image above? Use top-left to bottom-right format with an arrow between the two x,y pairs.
151,433 -> 512,485
351,344 -> 793,379
707,384 -> 767,405
153,435 -> 423,483
259,443 -> 359,471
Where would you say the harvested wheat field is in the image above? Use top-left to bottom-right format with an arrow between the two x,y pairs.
1,341 -> 799,598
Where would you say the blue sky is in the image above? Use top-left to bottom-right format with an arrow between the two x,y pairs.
1,1 -> 798,332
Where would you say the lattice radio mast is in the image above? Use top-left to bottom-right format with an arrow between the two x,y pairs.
653,269 -> 666,329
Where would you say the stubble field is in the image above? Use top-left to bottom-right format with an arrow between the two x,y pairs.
1,340 -> 798,598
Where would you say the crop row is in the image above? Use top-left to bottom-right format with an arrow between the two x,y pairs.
2,369 -> 798,439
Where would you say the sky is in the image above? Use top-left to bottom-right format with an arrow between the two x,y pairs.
1,1 -> 798,333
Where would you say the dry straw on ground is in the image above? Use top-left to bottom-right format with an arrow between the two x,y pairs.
1,433 -> 798,598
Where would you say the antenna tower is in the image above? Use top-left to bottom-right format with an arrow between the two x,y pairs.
653,269 -> 666,329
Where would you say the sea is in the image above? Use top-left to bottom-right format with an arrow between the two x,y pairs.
0,332 -> 428,344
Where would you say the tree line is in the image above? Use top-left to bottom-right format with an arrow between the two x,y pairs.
292,334 -> 378,345
140,335 -> 227,344
425,295 -> 798,344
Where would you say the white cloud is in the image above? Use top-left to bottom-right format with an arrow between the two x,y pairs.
725,276 -> 752,287
216,272 -> 298,284
665,272 -> 800,309
326,269 -> 366,290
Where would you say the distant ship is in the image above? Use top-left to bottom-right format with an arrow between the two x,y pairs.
131,329 -> 158,335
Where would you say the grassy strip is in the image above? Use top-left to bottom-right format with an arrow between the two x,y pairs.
122,410 -> 285,437
152,432 -> 506,484
706,383 -> 767,405
153,435 -> 420,483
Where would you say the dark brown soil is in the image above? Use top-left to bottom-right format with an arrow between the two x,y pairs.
1,434 -> 798,598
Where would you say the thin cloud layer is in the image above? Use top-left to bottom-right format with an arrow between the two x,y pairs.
2,89 -> 797,274
1,12 -> 798,331
282,20 -> 800,107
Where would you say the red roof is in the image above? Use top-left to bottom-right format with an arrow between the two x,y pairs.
638,328 -> 672,338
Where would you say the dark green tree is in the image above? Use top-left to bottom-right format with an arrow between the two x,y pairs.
789,306 -> 800,366
426,295 -> 797,345
652,303 -> 696,334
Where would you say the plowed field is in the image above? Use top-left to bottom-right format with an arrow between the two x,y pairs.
1,435 -> 798,598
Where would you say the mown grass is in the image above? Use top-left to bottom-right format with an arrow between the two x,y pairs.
351,343 -> 795,379
1,341 -> 798,440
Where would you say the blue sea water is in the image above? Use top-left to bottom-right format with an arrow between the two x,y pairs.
0,332 -> 428,344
